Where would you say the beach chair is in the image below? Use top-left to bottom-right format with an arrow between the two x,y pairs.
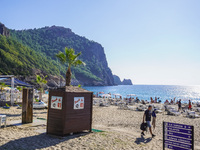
155,109 -> 163,113
0,115 -> 6,128
154,105 -> 164,113
127,105 -> 135,111
137,104 -> 146,111
165,105 -> 175,112
167,108 -> 181,116
187,111 -> 200,118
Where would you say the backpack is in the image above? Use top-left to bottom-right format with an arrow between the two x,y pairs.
140,123 -> 147,131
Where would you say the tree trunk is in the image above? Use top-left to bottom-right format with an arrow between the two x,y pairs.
66,67 -> 71,86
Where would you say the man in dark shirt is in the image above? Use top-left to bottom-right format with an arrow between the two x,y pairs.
141,105 -> 155,138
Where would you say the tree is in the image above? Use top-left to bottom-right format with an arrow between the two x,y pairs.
36,75 -> 47,100
16,86 -> 22,91
56,47 -> 85,86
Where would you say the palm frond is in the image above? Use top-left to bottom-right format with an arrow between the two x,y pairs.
36,75 -> 48,85
73,60 -> 86,67
56,51 -> 66,64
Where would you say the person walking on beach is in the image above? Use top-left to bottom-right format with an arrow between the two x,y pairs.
188,100 -> 192,110
141,105 -> 156,138
178,99 -> 182,112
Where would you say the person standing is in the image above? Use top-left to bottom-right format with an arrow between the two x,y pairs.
152,109 -> 156,129
188,100 -> 192,110
178,99 -> 182,112
141,105 -> 156,138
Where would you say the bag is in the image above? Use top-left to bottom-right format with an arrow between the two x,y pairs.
140,123 -> 147,131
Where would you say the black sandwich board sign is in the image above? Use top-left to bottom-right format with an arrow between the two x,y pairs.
163,122 -> 194,150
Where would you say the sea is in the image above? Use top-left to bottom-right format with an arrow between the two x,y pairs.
83,85 -> 200,103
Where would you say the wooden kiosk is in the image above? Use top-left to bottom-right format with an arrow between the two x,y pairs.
47,86 -> 93,136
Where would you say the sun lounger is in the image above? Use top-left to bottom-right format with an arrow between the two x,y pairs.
167,108 -> 181,116
127,105 -> 135,111
187,111 -> 200,118
165,105 -> 176,111
33,101 -> 47,109
155,109 -> 163,113
137,105 -> 146,111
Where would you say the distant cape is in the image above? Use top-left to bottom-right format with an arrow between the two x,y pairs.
113,75 -> 133,85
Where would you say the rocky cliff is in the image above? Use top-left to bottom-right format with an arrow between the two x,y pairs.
122,79 -> 133,85
113,75 -> 122,85
0,23 -> 9,37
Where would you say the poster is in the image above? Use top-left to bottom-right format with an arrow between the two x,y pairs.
51,96 -> 62,110
74,97 -> 84,109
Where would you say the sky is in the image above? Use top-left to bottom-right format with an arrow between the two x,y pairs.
0,0 -> 200,85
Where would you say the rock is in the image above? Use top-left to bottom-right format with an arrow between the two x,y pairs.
0,23 -> 9,37
113,75 -> 122,85
122,79 -> 133,85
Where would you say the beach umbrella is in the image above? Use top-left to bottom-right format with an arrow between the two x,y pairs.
101,94 -> 111,98
113,93 -> 121,96
127,94 -> 136,97
113,93 -> 122,98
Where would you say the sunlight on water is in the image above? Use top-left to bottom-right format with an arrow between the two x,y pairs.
84,85 -> 200,103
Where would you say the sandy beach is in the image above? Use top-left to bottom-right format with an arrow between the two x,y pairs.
0,99 -> 200,150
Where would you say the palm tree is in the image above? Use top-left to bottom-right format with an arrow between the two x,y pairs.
36,75 -> 47,100
56,47 -> 85,86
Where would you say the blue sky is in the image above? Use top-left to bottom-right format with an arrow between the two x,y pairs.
1,0 -> 200,85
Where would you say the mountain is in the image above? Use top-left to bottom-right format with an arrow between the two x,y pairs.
0,24 -> 115,86
113,75 -> 122,85
122,79 -> 133,85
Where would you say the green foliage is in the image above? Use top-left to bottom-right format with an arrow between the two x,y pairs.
36,75 -> 47,91
16,86 -> 22,91
78,84 -> 82,88
0,82 -> 8,91
56,47 -> 85,68
36,75 -> 47,85
0,35 -> 60,76
5,103 -> 10,107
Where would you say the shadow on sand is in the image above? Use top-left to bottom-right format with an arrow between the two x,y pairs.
0,132 -> 90,150
33,111 -> 47,115
135,135 -> 152,145
1,113 -> 21,117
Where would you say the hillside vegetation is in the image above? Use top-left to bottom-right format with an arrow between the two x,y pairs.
0,35 -> 59,76
10,26 -> 114,85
